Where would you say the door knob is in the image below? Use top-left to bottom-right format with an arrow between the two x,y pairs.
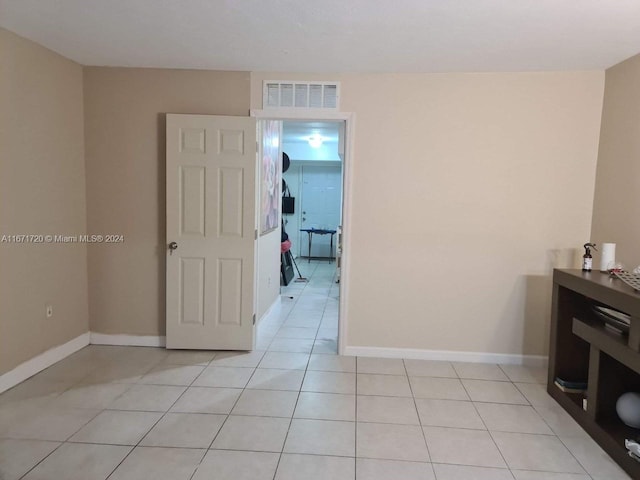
168,242 -> 178,255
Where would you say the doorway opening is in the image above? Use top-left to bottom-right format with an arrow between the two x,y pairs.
282,121 -> 344,261
280,120 -> 344,354
253,111 -> 352,356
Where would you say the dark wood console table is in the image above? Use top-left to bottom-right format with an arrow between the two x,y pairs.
549,269 -> 640,478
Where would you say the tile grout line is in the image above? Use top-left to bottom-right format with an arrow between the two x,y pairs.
17,351 -> 176,480
101,351 -> 223,480
20,345 -> 165,479
556,435 -> 599,479
459,373 -> 518,479
16,410 -> 103,480
269,261 -> 331,480
528,378 -> 595,477
11,362 -> 601,478
11,356 -> 574,479
354,356 -> 358,480
401,357 -> 435,478
186,350 -> 269,480
508,379 -> 596,477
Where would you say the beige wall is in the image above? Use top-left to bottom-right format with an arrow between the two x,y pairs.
84,67 -> 250,335
255,120 -> 283,322
256,230 -> 281,321
0,31 -> 609,366
252,71 -> 604,357
0,28 -> 88,374
591,54 -> 640,269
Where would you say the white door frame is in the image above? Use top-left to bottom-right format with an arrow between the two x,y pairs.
251,109 -> 355,356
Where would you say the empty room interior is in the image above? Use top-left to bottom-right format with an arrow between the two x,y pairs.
2,1 -> 640,479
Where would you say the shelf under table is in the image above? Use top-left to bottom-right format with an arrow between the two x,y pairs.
572,317 -> 640,374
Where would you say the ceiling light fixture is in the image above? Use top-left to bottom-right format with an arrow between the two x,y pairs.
308,134 -> 323,149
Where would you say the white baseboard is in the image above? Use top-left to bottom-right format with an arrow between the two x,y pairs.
90,333 -> 166,347
1,324 -> 547,396
257,296 -> 282,326
0,332 -> 90,394
343,345 -> 548,367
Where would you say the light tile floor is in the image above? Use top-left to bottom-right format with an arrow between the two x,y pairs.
0,260 -> 632,479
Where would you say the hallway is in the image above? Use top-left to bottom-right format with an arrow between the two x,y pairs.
258,259 -> 340,355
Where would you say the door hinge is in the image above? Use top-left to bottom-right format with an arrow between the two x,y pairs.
252,314 -> 256,325
256,141 -> 259,153
254,229 -> 258,240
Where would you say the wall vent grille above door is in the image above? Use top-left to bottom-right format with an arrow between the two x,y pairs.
263,81 -> 340,110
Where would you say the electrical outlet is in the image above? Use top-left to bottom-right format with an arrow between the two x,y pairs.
46,304 -> 53,318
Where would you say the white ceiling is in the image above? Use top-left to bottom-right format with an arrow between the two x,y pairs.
283,121 -> 341,144
1,0 -> 640,72
282,121 -> 342,163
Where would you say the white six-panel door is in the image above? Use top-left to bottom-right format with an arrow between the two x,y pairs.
166,114 -> 256,350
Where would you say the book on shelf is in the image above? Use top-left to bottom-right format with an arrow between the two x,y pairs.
554,378 -> 587,394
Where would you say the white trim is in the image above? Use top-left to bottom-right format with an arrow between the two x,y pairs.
343,345 -> 548,367
251,109 -> 355,357
251,109 -> 350,121
0,332 -> 90,394
90,333 -> 166,347
257,295 -> 282,327
337,115 -> 355,357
